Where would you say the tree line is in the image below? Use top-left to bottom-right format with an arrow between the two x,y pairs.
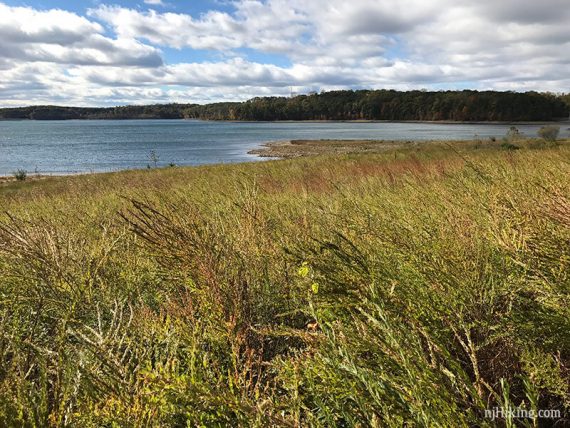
1,90 -> 568,122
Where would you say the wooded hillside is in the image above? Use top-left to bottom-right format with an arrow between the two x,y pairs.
1,90 -> 568,121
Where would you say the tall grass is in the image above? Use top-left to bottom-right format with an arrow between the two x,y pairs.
0,141 -> 569,426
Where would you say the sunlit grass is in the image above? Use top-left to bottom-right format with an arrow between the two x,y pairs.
0,140 -> 569,426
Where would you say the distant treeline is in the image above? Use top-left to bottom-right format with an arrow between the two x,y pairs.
0,104 -> 187,121
1,90 -> 569,122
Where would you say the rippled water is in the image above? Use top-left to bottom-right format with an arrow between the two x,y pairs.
1,120 -> 568,175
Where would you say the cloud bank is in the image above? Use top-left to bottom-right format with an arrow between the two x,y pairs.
0,0 -> 569,106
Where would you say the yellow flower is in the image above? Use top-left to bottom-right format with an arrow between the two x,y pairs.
298,262 -> 310,278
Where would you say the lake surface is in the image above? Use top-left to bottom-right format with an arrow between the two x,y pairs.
1,120 -> 568,175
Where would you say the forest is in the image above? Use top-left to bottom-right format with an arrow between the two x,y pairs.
1,90 -> 568,122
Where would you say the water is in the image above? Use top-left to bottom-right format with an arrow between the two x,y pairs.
1,120 -> 568,175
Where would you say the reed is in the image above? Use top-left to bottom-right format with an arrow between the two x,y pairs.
0,140 -> 569,426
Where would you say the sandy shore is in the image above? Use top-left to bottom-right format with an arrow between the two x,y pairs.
248,136 -> 570,159
248,139 -> 422,158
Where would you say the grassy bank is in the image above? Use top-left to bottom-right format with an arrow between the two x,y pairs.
0,139 -> 569,426
247,137 -> 563,158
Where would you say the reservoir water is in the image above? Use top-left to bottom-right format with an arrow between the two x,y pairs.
1,120 -> 568,175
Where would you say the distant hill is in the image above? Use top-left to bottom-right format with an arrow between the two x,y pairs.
1,90 -> 568,122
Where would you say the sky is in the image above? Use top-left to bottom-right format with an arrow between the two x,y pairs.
0,0 -> 569,107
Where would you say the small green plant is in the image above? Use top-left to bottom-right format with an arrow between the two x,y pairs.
13,169 -> 27,181
500,142 -> 520,151
537,125 -> 560,143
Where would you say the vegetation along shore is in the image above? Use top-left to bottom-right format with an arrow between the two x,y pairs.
249,138 -> 490,158
1,89 -> 569,122
1,130 -> 569,426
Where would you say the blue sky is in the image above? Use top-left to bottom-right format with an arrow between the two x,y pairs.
0,0 -> 569,106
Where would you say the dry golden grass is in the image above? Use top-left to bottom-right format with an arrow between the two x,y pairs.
0,139 -> 569,426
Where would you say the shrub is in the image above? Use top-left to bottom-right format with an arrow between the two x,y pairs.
538,125 -> 560,142
13,169 -> 27,181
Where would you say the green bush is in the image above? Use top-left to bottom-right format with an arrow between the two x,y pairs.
12,169 -> 27,181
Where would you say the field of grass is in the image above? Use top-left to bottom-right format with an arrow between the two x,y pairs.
0,138 -> 569,426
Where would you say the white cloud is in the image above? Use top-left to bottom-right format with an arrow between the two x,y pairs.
144,0 -> 165,5
0,3 -> 162,67
1,0 -> 569,107
88,6 -> 254,51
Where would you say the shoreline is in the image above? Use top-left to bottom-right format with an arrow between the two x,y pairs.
214,119 -> 570,125
247,139 -> 420,159
249,137 -> 570,159
0,171 -> 101,183
3,134 -> 570,179
1,118 -> 569,125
